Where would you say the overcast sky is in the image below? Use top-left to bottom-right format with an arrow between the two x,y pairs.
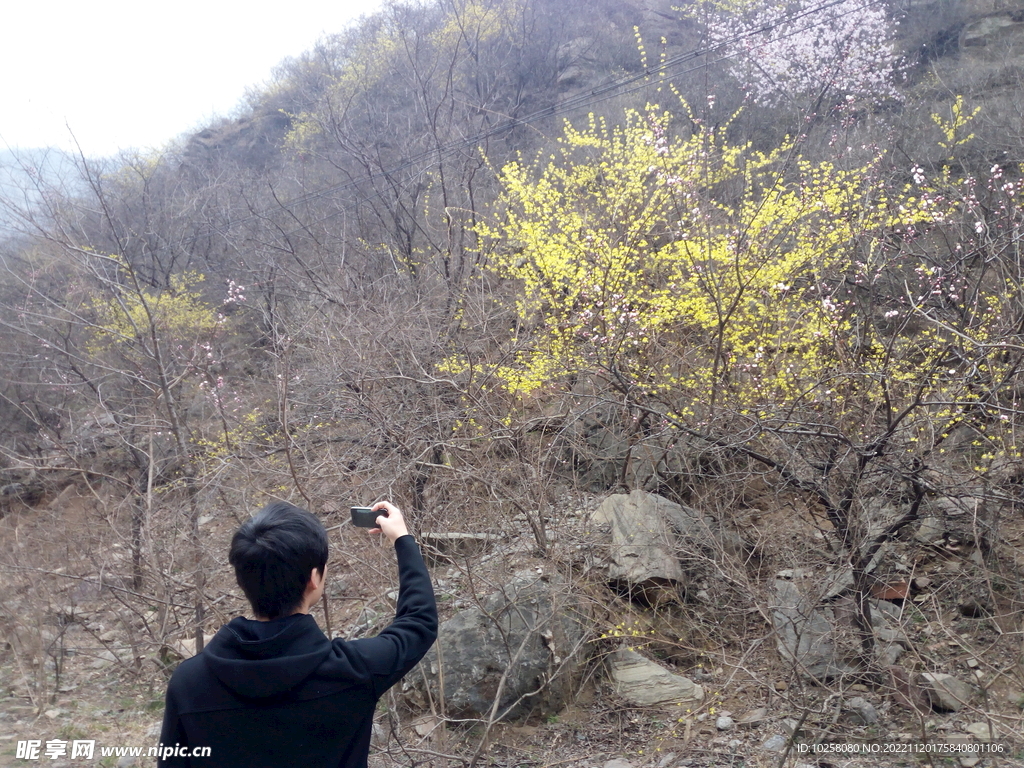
0,0 -> 385,158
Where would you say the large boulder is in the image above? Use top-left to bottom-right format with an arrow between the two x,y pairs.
588,490 -> 736,601
772,570 -> 907,680
961,9 -> 1024,63
402,574 -> 585,720
920,672 -> 974,712
607,648 -> 704,708
562,380 -> 693,490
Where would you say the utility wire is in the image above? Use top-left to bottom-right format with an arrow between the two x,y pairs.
227,0 -> 885,228
64,0 -> 891,252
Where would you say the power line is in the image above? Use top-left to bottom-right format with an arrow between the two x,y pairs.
231,0 -> 882,228
78,0 -> 895,253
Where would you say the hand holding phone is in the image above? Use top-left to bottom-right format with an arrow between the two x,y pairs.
351,502 -> 409,543
350,506 -> 387,528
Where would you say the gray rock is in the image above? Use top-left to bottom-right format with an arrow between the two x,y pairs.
962,9 -> 1024,54
920,672 -> 973,712
915,516 -> 945,544
565,388 -> 694,489
772,577 -> 858,679
715,715 -> 735,731
371,722 -> 386,747
781,717 -> 804,736
762,734 -> 788,752
965,721 -> 997,741
603,760 -> 633,768
89,649 -> 118,669
889,665 -> 927,710
557,65 -> 586,86
590,491 -> 693,585
871,600 -> 909,667
844,696 -> 878,725
820,549 -> 887,600
589,490 -> 740,599
410,714 -> 442,739
958,596 -> 990,618
607,648 -> 704,707
772,573 -> 907,680
737,707 -> 768,726
927,494 -> 972,518
402,574 -> 584,720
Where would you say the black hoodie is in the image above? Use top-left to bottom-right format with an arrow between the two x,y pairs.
158,535 -> 437,768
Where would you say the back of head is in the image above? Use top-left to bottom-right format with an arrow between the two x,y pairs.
229,501 -> 328,620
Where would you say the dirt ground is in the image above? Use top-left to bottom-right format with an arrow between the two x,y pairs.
2,485 -> 1024,768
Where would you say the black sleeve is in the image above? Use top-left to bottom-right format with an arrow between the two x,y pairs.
338,535 -> 438,696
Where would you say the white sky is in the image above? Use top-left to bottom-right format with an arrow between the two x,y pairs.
0,0 -> 385,158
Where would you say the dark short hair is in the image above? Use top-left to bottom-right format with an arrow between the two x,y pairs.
229,501 -> 328,620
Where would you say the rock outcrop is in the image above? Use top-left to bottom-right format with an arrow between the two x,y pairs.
402,574 -> 585,720
920,672 -> 974,712
588,490 -> 740,602
606,648 -> 704,708
772,569 -> 907,680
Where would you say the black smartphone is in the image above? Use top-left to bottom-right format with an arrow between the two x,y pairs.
350,506 -> 387,528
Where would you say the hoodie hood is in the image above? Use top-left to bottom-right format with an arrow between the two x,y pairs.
201,613 -> 332,698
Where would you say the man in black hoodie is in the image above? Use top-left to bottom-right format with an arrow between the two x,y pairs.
158,500 -> 437,767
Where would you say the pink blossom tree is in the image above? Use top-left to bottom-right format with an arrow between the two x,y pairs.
706,0 -> 903,107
